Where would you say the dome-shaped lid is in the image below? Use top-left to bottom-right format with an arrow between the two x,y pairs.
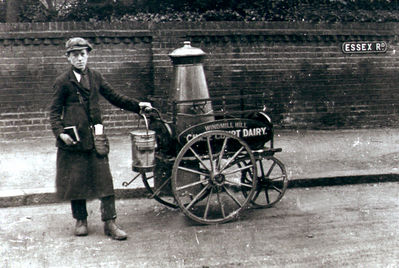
169,41 -> 206,58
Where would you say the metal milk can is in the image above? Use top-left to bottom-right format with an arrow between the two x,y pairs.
169,41 -> 214,134
130,115 -> 156,172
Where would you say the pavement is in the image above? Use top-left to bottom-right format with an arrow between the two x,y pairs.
3,184 -> 399,267
1,128 -> 399,208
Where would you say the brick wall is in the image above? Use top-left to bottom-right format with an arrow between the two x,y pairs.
151,22 -> 399,130
0,21 -> 153,138
0,21 -> 399,139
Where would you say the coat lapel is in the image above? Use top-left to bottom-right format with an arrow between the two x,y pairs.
69,67 -> 91,100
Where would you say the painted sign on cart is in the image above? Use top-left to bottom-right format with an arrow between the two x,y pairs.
178,118 -> 273,149
342,41 -> 387,54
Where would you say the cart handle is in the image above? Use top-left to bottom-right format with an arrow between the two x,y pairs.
141,106 -> 169,124
138,106 -> 169,135
138,107 -> 151,135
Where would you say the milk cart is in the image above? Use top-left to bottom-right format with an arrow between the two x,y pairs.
122,42 -> 288,224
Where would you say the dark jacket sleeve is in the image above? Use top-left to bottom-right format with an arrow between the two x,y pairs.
98,73 -> 141,114
49,79 -> 67,139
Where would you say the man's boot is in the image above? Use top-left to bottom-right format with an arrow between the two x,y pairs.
75,219 -> 88,236
104,219 -> 127,240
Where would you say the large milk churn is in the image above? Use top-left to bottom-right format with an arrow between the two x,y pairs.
169,41 -> 214,134
157,41 -> 213,195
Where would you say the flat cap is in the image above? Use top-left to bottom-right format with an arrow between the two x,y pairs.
65,37 -> 93,53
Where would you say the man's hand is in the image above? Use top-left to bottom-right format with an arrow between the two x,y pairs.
60,133 -> 76,145
139,102 -> 153,112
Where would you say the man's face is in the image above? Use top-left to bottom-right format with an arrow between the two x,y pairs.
68,49 -> 88,71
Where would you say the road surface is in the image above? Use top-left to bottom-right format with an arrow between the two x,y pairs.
1,182 -> 399,267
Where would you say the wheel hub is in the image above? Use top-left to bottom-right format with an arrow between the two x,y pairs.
212,173 -> 225,186
258,177 -> 271,186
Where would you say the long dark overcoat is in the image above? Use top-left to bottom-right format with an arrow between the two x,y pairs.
49,66 -> 141,200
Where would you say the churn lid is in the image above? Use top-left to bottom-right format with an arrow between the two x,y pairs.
169,41 -> 206,59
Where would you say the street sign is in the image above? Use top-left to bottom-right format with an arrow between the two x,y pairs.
342,41 -> 387,54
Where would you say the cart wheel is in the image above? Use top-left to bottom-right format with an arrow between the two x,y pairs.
240,156 -> 288,208
171,131 -> 257,224
141,171 -> 179,209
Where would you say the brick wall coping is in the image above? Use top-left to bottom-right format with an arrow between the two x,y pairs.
0,21 -> 397,47
0,21 -> 397,35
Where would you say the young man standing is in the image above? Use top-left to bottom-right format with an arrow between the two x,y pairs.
49,37 -> 151,240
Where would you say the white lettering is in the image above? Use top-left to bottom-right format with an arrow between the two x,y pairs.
229,129 -> 242,137
185,127 -> 269,143
243,127 -> 268,137
235,122 -> 247,128
205,122 -> 234,131
343,41 -> 386,54
261,127 -> 268,135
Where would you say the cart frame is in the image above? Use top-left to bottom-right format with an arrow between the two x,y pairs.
123,94 -> 288,224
